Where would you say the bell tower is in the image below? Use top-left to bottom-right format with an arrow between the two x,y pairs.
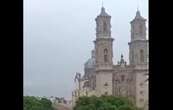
129,10 -> 149,65
94,7 -> 114,70
94,7 -> 114,96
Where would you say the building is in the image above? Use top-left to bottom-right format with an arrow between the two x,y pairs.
72,7 -> 148,109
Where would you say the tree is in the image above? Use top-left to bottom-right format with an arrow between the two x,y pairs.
40,98 -> 52,110
24,96 -> 53,110
74,95 -> 138,110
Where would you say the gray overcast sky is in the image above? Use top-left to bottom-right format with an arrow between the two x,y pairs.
24,0 -> 148,100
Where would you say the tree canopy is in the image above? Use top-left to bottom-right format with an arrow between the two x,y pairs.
24,96 -> 54,110
74,95 -> 138,110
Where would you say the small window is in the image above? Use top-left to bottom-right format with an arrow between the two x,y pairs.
121,75 -> 125,82
140,49 -> 144,63
140,98 -> 144,102
140,83 -> 143,86
104,49 -> 108,62
103,22 -> 107,32
104,82 -> 108,86
140,91 -> 144,95
105,92 -> 108,95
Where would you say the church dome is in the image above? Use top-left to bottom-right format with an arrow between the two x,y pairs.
84,58 -> 95,69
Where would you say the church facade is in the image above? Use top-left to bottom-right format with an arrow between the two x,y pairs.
72,7 -> 148,109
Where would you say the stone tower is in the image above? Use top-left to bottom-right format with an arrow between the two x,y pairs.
128,10 -> 149,108
94,7 -> 114,96
129,10 -> 148,66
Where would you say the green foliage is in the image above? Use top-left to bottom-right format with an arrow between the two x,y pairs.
74,95 -> 138,110
24,96 -> 53,110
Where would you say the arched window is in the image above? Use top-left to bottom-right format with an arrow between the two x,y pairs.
104,48 -> 108,54
121,75 -> 125,82
131,50 -> 134,64
103,22 -> 107,32
104,49 -> 108,62
140,49 -> 144,63
139,24 -> 143,34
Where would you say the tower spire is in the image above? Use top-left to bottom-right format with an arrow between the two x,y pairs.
137,3 -> 139,12
137,0 -> 142,12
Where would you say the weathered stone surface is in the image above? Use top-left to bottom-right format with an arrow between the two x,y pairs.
72,7 -> 148,108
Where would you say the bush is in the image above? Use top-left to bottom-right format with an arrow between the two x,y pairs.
74,96 -> 138,110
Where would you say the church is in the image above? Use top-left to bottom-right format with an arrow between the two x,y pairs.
72,7 -> 148,109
